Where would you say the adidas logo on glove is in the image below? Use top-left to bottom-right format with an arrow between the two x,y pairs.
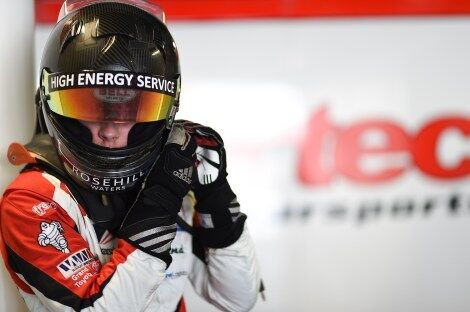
173,167 -> 193,184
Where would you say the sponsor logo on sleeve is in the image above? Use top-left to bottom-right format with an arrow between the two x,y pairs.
57,248 -> 100,279
32,202 -> 57,216
37,221 -> 70,253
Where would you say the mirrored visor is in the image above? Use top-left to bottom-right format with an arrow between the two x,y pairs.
42,70 -> 176,122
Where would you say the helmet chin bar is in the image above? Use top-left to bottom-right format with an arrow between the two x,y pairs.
57,138 -> 153,193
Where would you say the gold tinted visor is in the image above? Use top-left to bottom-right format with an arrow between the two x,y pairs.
42,70 -> 175,122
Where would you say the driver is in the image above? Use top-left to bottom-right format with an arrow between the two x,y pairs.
0,1 -> 262,311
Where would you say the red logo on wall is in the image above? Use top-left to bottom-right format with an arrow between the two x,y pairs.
298,107 -> 469,185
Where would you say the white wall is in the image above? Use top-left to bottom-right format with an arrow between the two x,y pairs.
161,18 -> 470,312
0,1 -> 34,312
25,17 -> 470,312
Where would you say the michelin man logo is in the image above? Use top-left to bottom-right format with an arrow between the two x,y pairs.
196,146 -> 220,185
37,221 -> 70,253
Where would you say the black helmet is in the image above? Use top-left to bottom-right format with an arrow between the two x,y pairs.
38,0 -> 181,193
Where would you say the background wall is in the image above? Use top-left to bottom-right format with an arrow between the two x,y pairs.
2,1 -> 469,311
165,18 -> 470,312
0,1 -> 35,312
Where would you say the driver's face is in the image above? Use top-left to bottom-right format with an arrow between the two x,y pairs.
80,120 -> 135,148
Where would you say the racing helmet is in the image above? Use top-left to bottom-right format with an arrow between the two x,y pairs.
38,0 -> 181,193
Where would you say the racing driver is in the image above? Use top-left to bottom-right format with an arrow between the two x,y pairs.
0,1 -> 262,311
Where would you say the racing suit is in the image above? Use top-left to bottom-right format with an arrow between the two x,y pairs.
0,132 -> 262,312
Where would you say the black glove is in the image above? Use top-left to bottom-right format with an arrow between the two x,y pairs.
118,125 -> 196,266
179,120 -> 246,248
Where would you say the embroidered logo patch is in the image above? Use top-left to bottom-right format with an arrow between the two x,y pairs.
37,221 -> 70,253
32,202 -> 57,216
57,248 -> 99,279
